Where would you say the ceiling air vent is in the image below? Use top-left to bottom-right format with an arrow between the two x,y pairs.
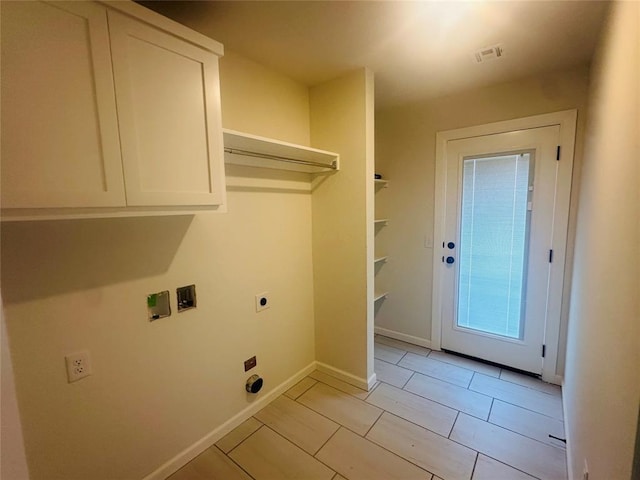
473,44 -> 504,63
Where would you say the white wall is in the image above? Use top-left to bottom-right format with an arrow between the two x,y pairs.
375,66 -> 590,376
310,69 -> 376,386
220,50 -> 310,145
563,2 -> 640,478
1,49 -> 317,480
1,297 -> 30,480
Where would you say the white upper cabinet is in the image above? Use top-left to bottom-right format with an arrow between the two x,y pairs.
108,10 -> 225,207
1,1 -> 226,219
1,1 -> 125,208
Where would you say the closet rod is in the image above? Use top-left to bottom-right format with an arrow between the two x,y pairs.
224,147 -> 338,170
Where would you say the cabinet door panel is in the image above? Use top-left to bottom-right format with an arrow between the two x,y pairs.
108,11 -> 225,207
0,1 -> 125,208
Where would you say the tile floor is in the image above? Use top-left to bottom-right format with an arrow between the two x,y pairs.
168,335 -> 567,480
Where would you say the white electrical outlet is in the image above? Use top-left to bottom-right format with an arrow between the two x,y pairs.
65,351 -> 92,383
255,292 -> 270,312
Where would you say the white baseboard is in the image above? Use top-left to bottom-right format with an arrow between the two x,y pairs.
315,361 -> 370,390
367,372 -> 378,390
145,359 -> 378,480
374,326 -> 432,349
561,378 -> 574,480
143,361 -> 317,480
540,372 -> 564,386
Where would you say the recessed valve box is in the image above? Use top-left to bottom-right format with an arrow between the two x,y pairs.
177,285 -> 197,312
148,291 -> 171,321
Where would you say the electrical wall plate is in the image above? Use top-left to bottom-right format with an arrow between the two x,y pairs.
255,292 -> 270,312
147,290 -> 171,321
244,355 -> 257,372
177,284 -> 197,312
65,351 -> 92,383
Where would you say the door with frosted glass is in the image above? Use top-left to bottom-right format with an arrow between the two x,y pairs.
441,126 -> 560,374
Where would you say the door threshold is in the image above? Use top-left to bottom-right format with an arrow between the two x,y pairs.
441,349 -> 541,378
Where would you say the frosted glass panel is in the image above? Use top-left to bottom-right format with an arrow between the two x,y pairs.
457,153 -> 531,339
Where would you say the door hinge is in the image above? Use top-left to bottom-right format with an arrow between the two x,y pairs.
556,146 -> 561,161
548,249 -> 554,263
542,344 -> 546,357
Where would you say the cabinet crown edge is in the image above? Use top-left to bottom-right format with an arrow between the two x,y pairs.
99,0 -> 224,57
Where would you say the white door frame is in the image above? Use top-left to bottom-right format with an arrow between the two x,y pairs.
431,110 -> 577,384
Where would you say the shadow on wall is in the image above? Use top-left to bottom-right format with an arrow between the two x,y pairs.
226,163 -> 315,194
1,215 -> 193,305
634,403 -> 640,480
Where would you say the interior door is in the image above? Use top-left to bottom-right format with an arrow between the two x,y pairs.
441,126 -> 560,374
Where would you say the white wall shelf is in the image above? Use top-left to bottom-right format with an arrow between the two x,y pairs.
374,179 -> 389,187
223,129 -> 340,173
374,219 -> 389,226
374,291 -> 389,302
374,256 -> 388,264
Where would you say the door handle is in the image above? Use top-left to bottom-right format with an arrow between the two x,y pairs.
446,256 -> 455,264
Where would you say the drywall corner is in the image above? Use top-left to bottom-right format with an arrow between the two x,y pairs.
1,297 -> 30,480
310,68 -> 375,382
563,1 -> 640,478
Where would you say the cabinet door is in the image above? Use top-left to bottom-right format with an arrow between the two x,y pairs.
1,1 -> 125,208
108,11 -> 226,207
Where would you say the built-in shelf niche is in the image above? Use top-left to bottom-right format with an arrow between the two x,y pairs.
374,176 -> 389,306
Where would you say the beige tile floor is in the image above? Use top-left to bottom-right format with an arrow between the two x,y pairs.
168,335 -> 567,480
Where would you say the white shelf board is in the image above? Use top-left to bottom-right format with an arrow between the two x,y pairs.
374,219 -> 389,226
374,291 -> 389,302
374,256 -> 388,264
374,179 -> 389,187
223,129 -> 339,173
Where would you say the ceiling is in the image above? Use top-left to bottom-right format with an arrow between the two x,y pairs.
140,1 -> 609,109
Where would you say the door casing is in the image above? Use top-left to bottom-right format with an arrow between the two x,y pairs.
431,110 -> 577,384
